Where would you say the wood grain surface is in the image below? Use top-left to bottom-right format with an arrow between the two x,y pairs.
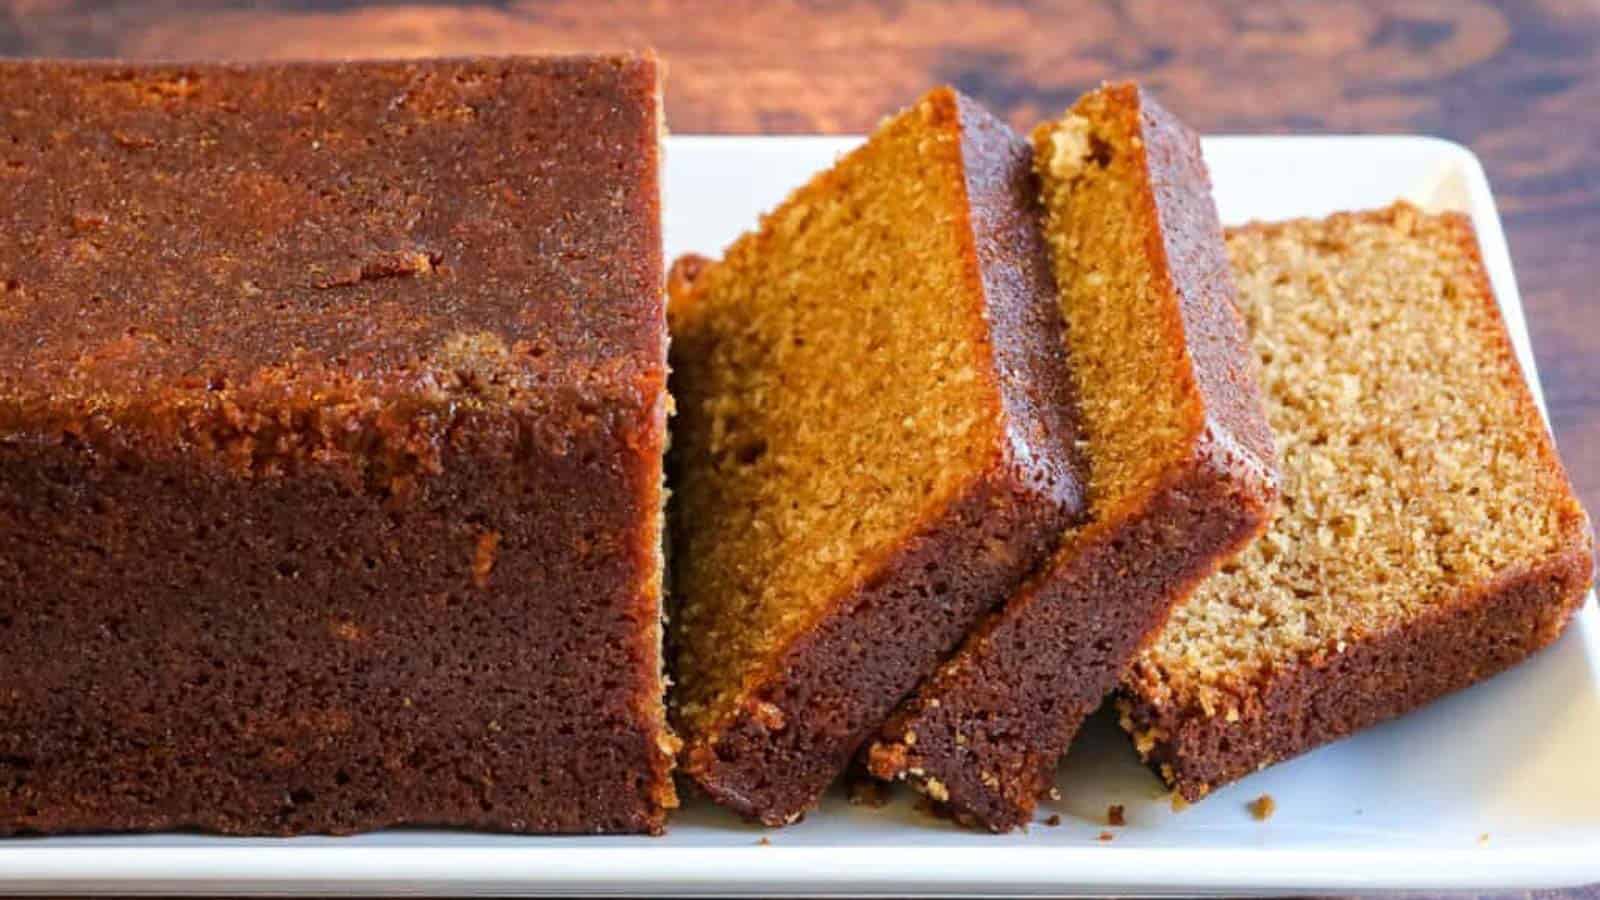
0,1 -> 1595,897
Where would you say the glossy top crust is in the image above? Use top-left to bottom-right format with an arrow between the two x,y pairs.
0,56 -> 663,405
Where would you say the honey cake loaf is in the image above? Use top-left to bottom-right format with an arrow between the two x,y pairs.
0,56 -> 675,835
1120,202 -> 1595,801
864,83 -> 1279,832
667,88 -> 1086,825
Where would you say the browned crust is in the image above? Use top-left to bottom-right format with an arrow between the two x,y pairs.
0,55 -> 666,406
949,90 -> 1089,487
1120,541 -> 1592,802
0,403 -> 678,837
672,89 -> 1085,825
0,55 -> 675,837
862,83 -> 1278,832
681,462 -> 1075,823
866,459 -> 1272,830
1132,84 -> 1275,473
622,59 -> 678,824
1119,204 -> 1595,801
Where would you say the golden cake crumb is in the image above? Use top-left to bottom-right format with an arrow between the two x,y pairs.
750,701 -> 786,731
1249,793 -> 1276,821
1045,113 -> 1094,180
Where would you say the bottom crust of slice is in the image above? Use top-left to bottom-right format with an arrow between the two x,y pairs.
1118,541 -> 1594,802
864,448 -> 1273,832
678,460 -> 1071,826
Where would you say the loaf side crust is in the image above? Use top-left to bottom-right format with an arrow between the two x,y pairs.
0,55 -> 676,836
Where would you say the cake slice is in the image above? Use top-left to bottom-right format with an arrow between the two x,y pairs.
0,56 -> 675,835
1120,202 -> 1595,801
864,83 -> 1279,831
667,87 -> 1086,825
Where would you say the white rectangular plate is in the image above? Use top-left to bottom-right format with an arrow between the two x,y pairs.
4,135 -> 1597,897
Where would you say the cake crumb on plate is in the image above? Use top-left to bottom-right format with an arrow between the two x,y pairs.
1249,794 -> 1276,821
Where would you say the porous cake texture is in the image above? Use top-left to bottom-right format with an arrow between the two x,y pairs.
0,56 -> 676,835
1120,202 -> 1595,801
865,83 -> 1278,832
667,87 -> 1086,825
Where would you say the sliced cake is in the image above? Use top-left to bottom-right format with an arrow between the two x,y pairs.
1120,202 -> 1595,801
667,87 -> 1087,825
864,83 -> 1278,831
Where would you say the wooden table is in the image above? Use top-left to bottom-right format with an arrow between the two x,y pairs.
0,2 -> 1594,898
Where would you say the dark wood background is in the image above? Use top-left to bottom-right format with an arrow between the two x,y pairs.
0,1 -> 1595,898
